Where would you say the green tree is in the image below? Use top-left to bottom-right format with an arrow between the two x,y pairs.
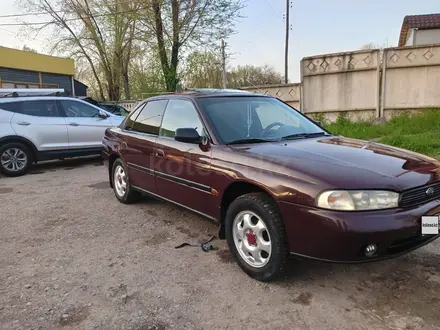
22,0 -> 139,100
181,51 -> 283,89
227,65 -> 283,88
182,51 -> 222,88
138,0 -> 242,91
129,50 -> 167,98
22,45 -> 38,53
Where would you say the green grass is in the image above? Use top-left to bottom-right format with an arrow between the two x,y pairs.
321,109 -> 440,158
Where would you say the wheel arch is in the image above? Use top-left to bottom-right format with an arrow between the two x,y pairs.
219,180 -> 277,239
0,135 -> 38,161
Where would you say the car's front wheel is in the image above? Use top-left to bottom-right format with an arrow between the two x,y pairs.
225,192 -> 289,282
112,158 -> 141,203
0,142 -> 33,177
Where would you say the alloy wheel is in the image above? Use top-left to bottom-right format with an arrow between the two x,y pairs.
232,210 -> 272,268
114,165 -> 127,197
1,148 -> 27,172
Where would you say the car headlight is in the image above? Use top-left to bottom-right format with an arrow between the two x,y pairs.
316,190 -> 399,211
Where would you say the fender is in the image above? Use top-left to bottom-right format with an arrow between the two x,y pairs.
0,135 -> 39,160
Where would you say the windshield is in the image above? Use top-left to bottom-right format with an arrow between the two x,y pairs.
198,96 -> 327,144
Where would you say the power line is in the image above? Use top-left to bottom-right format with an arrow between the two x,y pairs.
0,0 -> 142,19
0,27 -> 47,43
263,0 -> 284,21
0,11 -> 54,19
0,6 -> 146,27
0,27 -> 17,34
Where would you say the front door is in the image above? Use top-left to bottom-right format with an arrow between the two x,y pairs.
120,100 -> 168,194
58,99 -> 113,150
10,99 -> 69,151
154,99 -> 216,218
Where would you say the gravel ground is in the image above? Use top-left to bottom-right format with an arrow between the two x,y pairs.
0,157 -> 439,330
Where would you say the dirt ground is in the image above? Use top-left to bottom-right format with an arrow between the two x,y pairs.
0,157 -> 439,330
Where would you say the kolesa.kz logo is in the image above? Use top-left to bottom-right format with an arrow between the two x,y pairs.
421,216 -> 439,235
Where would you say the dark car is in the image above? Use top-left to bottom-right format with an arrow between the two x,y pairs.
99,103 -> 130,117
102,89 -> 440,281
78,96 -> 129,116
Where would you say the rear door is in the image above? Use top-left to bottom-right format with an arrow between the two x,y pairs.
59,99 -> 114,150
0,102 -> 19,139
120,100 -> 168,194
9,99 -> 69,151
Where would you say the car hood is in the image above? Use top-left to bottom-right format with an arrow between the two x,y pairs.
229,136 -> 440,191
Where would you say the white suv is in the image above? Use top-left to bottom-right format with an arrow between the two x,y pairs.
0,96 -> 124,176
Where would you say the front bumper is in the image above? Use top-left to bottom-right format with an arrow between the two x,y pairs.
278,199 -> 440,262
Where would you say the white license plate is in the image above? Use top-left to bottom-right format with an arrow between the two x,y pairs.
421,216 -> 439,235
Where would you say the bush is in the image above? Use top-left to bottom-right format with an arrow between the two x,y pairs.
324,109 -> 440,158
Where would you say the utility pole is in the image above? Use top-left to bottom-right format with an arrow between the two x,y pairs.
284,0 -> 290,84
221,39 -> 227,89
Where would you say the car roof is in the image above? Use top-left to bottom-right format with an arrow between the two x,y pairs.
0,96 -> 88,103
144,89 -> 271,102
0,96 -> 119,117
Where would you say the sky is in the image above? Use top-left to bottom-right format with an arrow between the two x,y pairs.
1,0 -> 440,82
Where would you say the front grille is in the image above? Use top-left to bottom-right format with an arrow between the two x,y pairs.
399,181 -> 440,207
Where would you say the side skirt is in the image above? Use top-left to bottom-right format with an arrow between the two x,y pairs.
131,185 -> 218,224
37,148 -> 102,161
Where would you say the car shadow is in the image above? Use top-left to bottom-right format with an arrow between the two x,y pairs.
29,156 -> 103,174
0,156 -> 103,178
281,249 -> 440,284
277,249 -> 440,323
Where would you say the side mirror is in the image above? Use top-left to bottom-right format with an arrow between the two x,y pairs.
98,110 -> 109,119
175,128 -> 202,144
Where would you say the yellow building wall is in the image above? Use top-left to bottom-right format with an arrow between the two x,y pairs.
0,47 -> 74,76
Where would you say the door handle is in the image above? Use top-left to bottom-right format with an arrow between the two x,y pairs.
16,121 -> 31,126
155,149 -> 165,158
68,122 -> 79,127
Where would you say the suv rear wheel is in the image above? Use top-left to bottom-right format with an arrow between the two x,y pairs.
112,158 -> 140,203
225,192 -> 289,282
0,142 -> 33,177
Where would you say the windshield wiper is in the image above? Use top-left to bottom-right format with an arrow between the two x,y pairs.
227,138 -> 273,145
281,132 -> 329,140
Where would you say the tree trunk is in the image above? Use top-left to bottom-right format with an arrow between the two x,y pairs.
152,0 -> 173,91
122,56 -> 131,100
168,0 -> 180,91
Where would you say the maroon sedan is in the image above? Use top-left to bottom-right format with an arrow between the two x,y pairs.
102,89 -> 440,281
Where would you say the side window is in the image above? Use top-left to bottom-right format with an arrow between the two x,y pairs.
60,100 -> 100,118
160,100 -> 204,138
0,101 -> 20,113
21,100 -> 60,117
131,100 -> 168,135
123,103 -> 145,129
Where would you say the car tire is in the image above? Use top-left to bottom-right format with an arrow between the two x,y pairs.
0,142 -> 33,177
225,192 -> 289,282
111,158 -> 141,204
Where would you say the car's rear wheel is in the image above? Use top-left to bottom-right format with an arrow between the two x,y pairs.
225,192 -> 289,282
0,142 -> 33,177
112,158 -> 141,203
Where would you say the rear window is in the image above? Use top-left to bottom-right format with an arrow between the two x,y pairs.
0,100 -> 60,117
0,102 -> 20,113
132,100 -> 168,135
122,103 -> 145,129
